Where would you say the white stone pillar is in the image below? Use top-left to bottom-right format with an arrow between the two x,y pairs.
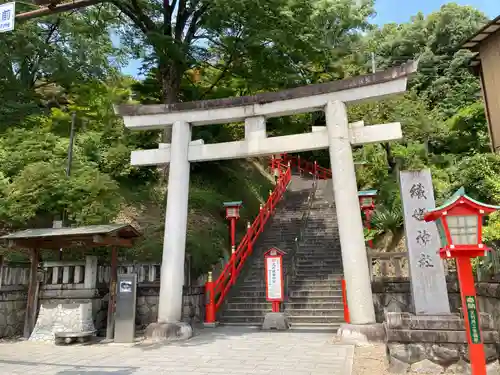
158,120 -> 191,323
325,100 -> 376,325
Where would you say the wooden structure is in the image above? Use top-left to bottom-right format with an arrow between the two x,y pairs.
16,0 -> 101,21
461,15 -> 500,152
0,224 -> 140,339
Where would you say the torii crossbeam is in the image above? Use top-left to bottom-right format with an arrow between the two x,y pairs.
114,61 -> 418,341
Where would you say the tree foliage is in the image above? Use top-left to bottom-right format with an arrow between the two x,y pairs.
0,1 -> 498,277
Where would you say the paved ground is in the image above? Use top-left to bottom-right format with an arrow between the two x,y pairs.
0,327 -> 354,375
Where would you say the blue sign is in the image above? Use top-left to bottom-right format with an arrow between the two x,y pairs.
0,2 -> 15,33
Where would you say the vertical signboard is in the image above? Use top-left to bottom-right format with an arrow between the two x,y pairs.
264,248 -> 284,302
400,170 -> 450,315
0,2 -> 15,33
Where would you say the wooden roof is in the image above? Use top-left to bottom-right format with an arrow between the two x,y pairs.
0,224 -> 141,250
460,15 -> 500,69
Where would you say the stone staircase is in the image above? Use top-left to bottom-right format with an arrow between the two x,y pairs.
219,173 -> 345,329
285,179 -> 344,329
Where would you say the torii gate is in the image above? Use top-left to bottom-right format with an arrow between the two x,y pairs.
114,61 -> 418,340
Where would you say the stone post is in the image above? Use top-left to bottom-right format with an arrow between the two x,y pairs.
145,120 -> 193,341
325,101 -> 383,342
84,256 -> 98,290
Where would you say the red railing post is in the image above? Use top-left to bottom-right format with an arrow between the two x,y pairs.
247,221 -> 253,254
269,189 -> 273,213
314,160 -> 317,176
341,278 -> 350,323
205,271 -> 216,324
272,301 -> 280,312
231,246 -> 236,284
259,204 -> 264,231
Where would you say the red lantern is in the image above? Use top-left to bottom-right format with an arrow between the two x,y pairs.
424,187 -> 500,375
223,201 -> 243,252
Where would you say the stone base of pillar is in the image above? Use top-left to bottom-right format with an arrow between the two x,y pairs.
144,321 -> 193,342
336,323 -> 386,345
203,321 -> 220,328
385,312 -> 500,374
262,312 -> 290,330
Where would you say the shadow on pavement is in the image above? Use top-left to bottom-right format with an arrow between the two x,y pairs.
0,359 -> 137,374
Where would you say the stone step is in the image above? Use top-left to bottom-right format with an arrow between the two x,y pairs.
285,308 -> 344,317
287,315 -> 345,324
290,290 -> 343,297
226,302 -> 275,310
286,302 -> 344,309
219,316 -> 265,324
290,280 -> 342,287
293,274 -> 343,281
288,323 -> 341,331
288,295 -> 343,303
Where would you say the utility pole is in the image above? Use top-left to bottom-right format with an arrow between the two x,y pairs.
56,111 -> 76,260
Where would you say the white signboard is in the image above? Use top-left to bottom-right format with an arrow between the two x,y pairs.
400,170 -> 450,315
0,2 -> 15,33
265,256 -> 283,301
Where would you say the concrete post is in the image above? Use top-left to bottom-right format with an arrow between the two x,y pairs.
325,101 -> 376,325
158,120 -> 191,323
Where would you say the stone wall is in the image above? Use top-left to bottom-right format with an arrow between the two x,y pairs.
0,287 -> 27,337
372,277 -> 500,331
0,257 -> 207,338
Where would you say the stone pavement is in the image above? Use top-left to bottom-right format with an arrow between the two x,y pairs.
0,326 -> 354,375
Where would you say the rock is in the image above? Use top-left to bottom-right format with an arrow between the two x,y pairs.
410,359 -> 444,374
388,343 -> 426,364
445,359 -> 468,374
429,344 -> 460,365
388,356 -> 410,373
487,361 -> 500,375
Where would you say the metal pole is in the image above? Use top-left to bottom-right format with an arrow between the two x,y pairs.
371,52 -> 376,74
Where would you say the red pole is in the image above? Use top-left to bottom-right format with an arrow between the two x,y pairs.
272,301 -> 280,312
341,279 -> 350,323
230,218 -> 236,249
231,246 -> 236,284
205,271 -> 216,323
366,210 -> 373,248
247,221 -> 253,254
456,257 -> 486,375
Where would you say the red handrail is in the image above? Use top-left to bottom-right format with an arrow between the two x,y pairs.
276,153 -> 332,180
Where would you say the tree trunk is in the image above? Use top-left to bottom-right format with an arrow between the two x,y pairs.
158,60 -> 183,178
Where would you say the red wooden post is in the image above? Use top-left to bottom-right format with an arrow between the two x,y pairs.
205,271 -> 216,324
365,209 -> 373,248
231,246 -> 236,284
259,204 -> 264,231
456,257 -> 486,375
314,161 -> 317,176
230,217 -> 236,249
341,278 -> 350,323
247,221 -> 253,255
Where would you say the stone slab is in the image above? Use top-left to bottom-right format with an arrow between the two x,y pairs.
144,321 -> 193,342
385,311 -> 494,331
337,323 -> 386,345
385,328 -> 499,344
261,312 -> 290,330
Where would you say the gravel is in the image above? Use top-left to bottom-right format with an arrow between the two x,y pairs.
352,343 -> 392,375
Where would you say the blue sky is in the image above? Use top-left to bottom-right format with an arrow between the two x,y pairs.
121,0 -> 499,78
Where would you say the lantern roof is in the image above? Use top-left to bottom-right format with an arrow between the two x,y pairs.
264,247 -> 287,256
358,189 -> 378,196
424,187 -> 500,222
223,201 -> 243,207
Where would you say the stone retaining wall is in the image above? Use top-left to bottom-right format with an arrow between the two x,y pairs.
0,284 -> 205,338
372,278 -> 500,331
